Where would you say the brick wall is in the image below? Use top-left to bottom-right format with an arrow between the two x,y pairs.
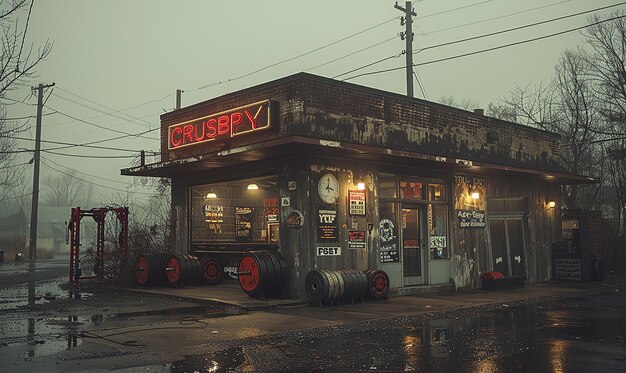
160,73 -> 563,173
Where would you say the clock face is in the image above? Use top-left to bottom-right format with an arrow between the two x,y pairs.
318,173 -> 339,204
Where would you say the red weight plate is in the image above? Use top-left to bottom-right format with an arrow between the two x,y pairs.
371,271 -> 390,299
135,255 -> 149,285
238,255 -> 260,294
166,256 -> 181,284
202,258 -> 221,283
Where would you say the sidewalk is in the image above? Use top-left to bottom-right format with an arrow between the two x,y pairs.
88,280 -> 624,352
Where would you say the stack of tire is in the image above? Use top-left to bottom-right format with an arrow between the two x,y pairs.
134,253 -> 222,287
305,269 -> 390,306
237,250 -> 288,299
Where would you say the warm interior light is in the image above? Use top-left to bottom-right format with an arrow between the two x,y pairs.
247,183 -> 259,190
206,192 -> 217,199
357,182 -> 366,190
547,201 -> 556,208
434,185 -> 441,197
471,192 -> 480,200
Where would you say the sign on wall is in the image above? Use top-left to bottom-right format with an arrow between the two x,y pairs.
168,100 -> 273,150
317,247 -> 341,256
455,175 -> 486,229
348,230 -> 366,249
317,209 -> 338,241
379,218 -> 399,263
348,190 -> 366,215
235,207 -> 253,242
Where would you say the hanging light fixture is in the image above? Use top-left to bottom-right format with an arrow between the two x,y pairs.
247,183 -> 259,190
206,192 -> 217,199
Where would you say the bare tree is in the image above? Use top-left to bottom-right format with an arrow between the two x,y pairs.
0,1 -> 52,203
438,96 -> 481,112
41,169 -> 94,207
493,50 -> 602,209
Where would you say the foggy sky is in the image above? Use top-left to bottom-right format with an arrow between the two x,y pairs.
5,0 -> 624,205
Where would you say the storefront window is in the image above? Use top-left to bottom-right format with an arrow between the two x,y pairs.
379,202 -> 400,263
399,180 -> 425,200
379,179 -> 397,198
190,176 -> 279,245
428,204 -> 448,259
428,183 -> 446,201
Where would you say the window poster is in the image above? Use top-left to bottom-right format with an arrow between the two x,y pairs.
235,206 -> 253,242
204,204 -> 224,235
454,175 -> 486,229
379,218 -> 399,263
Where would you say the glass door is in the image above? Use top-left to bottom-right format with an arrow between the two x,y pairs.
402,206 -> 426,285
488,217 -> 527,277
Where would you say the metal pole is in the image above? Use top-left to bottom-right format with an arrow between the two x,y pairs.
176,89 -> 182,110
394,2 -> 416,98
404,1 -> 414,98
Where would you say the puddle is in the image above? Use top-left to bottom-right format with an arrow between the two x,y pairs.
0,279 -> 93,310
168,347 -> 247,372
163,292 -> 626,372
0,314 -> 106,360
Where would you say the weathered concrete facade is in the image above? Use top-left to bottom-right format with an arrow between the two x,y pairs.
124,73 -> 593,299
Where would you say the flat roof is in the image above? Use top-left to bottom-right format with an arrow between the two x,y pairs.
121,136 -> 597,185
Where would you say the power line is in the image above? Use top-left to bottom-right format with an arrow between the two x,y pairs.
307,36 -> 398,72
41,159 -> 152,195
43,157 -> 141,186
342,15 -> 626,81
413,70 -> 428,100
417,0 -> 493,20
0,161 -> 30,170
52,87 -> 153,128
40,149 -> 139,159
418,0 -> 572,36
413,1 -> 626,55
43,105 -> 159,140
187,16 -> 401,92
3,112 -> 54,120
5,135 -> 159,153
333,53 -> 404,79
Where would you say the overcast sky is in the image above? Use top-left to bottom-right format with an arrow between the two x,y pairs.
5,0 -> 625,207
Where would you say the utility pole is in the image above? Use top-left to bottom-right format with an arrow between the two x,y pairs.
395,1 -> 417,98
28,82 -> 55,263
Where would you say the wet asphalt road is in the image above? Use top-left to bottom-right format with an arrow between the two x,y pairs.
1,258 -> 625,372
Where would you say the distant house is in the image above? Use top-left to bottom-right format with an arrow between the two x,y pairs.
35,206 -> 71,254
0,209 -> 28,253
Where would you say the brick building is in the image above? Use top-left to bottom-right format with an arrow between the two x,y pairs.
122,73 -> 595,299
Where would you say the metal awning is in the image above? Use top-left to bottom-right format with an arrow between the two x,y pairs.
121,136 -> 598,185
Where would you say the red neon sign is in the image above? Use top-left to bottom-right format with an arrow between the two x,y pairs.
168,100 -> 272,150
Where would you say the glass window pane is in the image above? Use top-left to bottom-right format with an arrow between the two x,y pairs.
402,208 -> 421,276
489,219 -> 509,276
429,204 -> 448,259
428,183 -> 446,201
190,177 -> 278,245
379,179 -> 397,198
379,202 -> 399,263
507,220 -> 526,276
400,180 -> 425,200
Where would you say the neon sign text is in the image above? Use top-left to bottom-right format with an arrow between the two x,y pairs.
168,100 -> 272,150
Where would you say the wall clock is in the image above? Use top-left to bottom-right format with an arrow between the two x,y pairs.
318,173 -> 339,204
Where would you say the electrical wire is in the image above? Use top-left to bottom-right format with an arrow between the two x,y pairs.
413,70 -> 428,100
307,36 -> 398,72
417,0 -> 493,20
333,52 -> 405,79
413,1 -> 626,55
342,15 -> 626,81
52,88 -> 153,128
5,135 -> 159,153
41,159 -> 153,195
40,149 -> 139,159
43,157 -> 147,186
419,0 -> 572,36
0,161 -> 31,170
43,105 -> 159,140
187,16 -> 401,92
3,112 -> 54,121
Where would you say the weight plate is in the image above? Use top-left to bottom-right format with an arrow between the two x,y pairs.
305,270 -> 327,305
238,254 -> 260,295
370,270 -> 390,300
202,258 -> 222,285
166,256 -> 181,284
135,255 -> 149,285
